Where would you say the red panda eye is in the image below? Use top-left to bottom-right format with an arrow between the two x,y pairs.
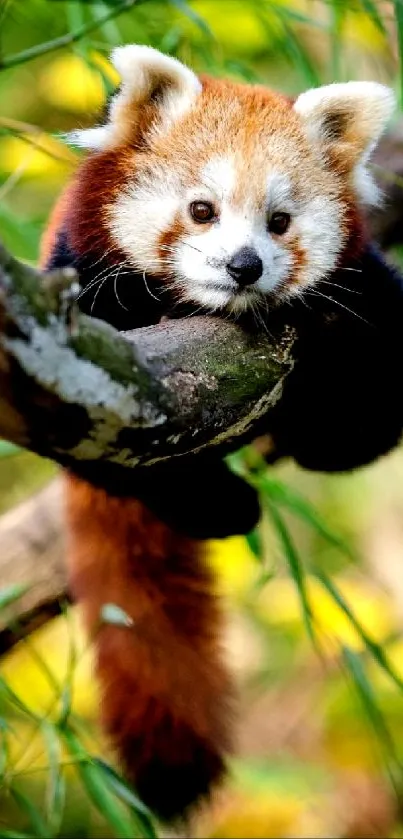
268,212 -> 291,235
190,201 -> 215,223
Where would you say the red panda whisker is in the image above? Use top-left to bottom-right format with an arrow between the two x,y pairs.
90,276 -> 109,315
305,289 -> 371,326
76,275 -> 108,302
142,271 -> 163,303
255,304 -> 274,340
338,266 -> 363,273
113,265 -> 130,312
181,305 -> 206,320
320,280 -> 361,295
75,247 -> 115,276
75,261 -> 130,303
76,263 -> 123,301
177,239 -> 204,256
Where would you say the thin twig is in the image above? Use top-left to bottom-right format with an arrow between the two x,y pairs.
0,0 -> 138,71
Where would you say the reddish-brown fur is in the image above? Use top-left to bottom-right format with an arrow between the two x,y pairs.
65,477 -> 233,819
40,67 -> 376,820
40,207 -> 235,822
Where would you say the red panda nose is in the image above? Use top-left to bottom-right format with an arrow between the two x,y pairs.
226,247 -> 263,287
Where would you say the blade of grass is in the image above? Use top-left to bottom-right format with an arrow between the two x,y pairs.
0,719 -> 9,778
394,1 -> 403,106
61,728 -> 145,839
257,476 -> 355,560
66,0 -> 87,59
89,1 -> 122,46
274,4 -> 328,29
0,678 -> 41,723
260,8 -> 321,87
17,635 -> 61,697
169,0 -> 213,39
10,788 -> 48,838
246,528 -> 262,560
264,500 -> 317,647
0,0 -> 137,70
315,570 -> 403,692
41,722 -> 65,836
342,645 -> 402,793
360,0 -> 387,33
93,759 -> 157,839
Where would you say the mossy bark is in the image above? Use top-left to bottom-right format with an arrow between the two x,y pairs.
0,242 -> 296,475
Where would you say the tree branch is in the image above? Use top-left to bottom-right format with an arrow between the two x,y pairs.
0,242 -> 296,476
0,0 -> 138,70
0,126 -> 403,639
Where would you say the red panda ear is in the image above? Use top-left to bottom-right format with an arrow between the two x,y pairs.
294,82 -> 395,204
67,46 -> 201,151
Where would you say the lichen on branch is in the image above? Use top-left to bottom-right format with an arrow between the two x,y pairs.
0,241 -> 296,477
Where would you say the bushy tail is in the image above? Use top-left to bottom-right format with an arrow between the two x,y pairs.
64,474 -> 234,821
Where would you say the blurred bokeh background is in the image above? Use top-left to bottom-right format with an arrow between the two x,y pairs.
2,1 -> 403,836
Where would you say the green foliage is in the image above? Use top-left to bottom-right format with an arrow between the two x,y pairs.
229,447 -> 403,799
0,586 -> 159,838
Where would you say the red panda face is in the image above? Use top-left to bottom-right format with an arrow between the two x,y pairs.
69,47 -> 395,314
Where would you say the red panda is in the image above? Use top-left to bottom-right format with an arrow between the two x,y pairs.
41,45 -> 397,820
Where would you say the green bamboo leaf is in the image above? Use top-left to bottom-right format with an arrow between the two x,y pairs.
246,527 -> 262,559
360,0 -> 386,33
315,570 -> 403,692
394,1 -> 403,105
223,60 -> 261,83
0,583 -> 30,611
257,477 -> 355,560
270,3 -> 328,29
341,645 -> 402,791
342,646 -> 391,742
0,0 -> 137,70
0,677 -> 41,722
19,635 -> 61,696
89,1 -> 122,46
94,759 -> 157,839
41,722 -> 65,835
61,729 -> 141,838
10,788 -> 48,838
0,719 -> 9,778
159,26 -> 183,55
258,8 -> 321,87
57,685 -> 72,728
265,501 -> 317,646
169,0 -> 213,39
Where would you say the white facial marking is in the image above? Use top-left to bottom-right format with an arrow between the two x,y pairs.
108,162 -> 182,274
176,162 -> 345,311
107,152 -> 346,313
